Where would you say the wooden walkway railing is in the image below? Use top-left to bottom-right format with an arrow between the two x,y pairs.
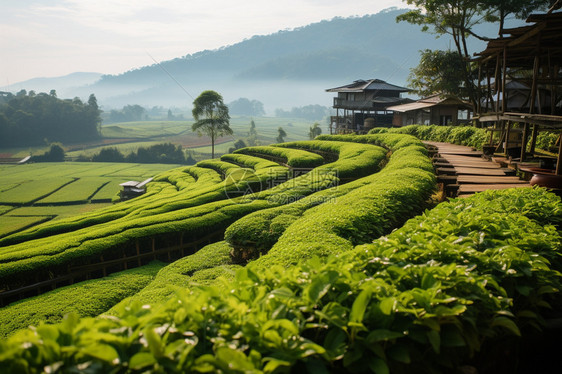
0,230 -> 224,307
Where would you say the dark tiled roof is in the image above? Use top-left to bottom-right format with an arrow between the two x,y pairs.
326,79 -> 410,93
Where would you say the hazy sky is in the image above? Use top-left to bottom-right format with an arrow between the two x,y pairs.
1,0 -> 410,86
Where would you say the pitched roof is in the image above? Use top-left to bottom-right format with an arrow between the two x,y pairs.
387,94 -> 472,112
326,79 -> 410,93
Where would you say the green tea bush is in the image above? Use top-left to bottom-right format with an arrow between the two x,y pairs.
225,138 -> 401,261
220,153 -> 281,171
276,140 -> 388,179
0,262 -> 163,338
535,130 -> 559,152
234,145 -> 324,168
1,189 -> 559,373
365,124 -> 488,149
109,242 -> 233,308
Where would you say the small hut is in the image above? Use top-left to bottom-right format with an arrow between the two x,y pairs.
119,178 -> 153,201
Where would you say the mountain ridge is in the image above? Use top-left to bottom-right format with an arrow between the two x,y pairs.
5,8 -> 508,112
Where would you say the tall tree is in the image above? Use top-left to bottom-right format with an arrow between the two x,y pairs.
308,123 -> 322,139
397,0 -> 486,107
397,0 -> 554,107
192,90 -> 232,159
408,49 -> 468,98
248,119 -> 258,146
276,127 -> 287,143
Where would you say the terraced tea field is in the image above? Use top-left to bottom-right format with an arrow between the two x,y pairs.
0,162 -> 179,238
0,127 -> 560,373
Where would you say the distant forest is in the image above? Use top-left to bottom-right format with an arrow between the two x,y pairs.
0,90 -> 101,147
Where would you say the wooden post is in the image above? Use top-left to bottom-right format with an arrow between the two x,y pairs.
520,123 -> 530,161
477,63 -> 482,115
504,121 -> 511,157
502,47 -> 507,114
494,54 -> 501,114
530,55 -> 540,115
530,124 -> 539,154
556,131 -> 562,175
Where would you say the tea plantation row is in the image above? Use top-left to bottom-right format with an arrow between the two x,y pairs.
0,132 -> 560,373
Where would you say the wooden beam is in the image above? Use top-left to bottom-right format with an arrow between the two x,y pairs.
557,129 -> 562,175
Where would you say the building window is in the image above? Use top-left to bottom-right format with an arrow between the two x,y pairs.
440,115 -> 453,126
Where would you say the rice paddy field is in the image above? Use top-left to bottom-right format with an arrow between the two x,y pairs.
0,162 -> 179,238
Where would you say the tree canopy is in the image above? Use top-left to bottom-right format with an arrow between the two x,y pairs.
276,127 -> 287,143
192,90 -> 232,159
0,91 -> 101,147
407,49 -> 469,98
398,0 -> 554,104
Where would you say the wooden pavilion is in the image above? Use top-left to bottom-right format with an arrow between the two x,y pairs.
473,5 -> 562,176
326,79 -> 412,134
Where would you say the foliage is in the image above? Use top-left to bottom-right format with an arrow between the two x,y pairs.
92,147 -> 125,162
228,139 -> 247,153
0,262 -> 164,338
1,188 -> 559,373
228,98 -> 265,116
275,105 -> 330,121
408,49 -> 469,98
192,90 -> 232,159
111,242 -> 233,308
0,91 -> 101,146
367,124 -> 488,149
234,145 -> 324,168
535,130 -> 559,151
127,143 -> 186,164
397,1 -> 553,106
308,122 -> 322,139
30,143 -> 65,162
107,104 -> 146,123
276,127 -> 287,143
90,143 -> 188,164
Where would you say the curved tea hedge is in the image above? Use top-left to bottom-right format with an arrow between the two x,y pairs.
233,145 -> 324,168
276,140 -> 388,180
367,124 -> 488,149
226,136 -> 433,265
0,139 -> 387,289
0,262 -> 164,339
1,188 -> 560,373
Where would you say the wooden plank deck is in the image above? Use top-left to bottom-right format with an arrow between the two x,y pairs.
457,175 -> 528,184
453,167 -> 511,176
426,141 -> 531,198
458,184 -> 530,193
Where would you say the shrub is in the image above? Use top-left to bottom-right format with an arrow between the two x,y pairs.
234,145 -> 324,168
365,124 -> 488,149
1,189 -> 559,373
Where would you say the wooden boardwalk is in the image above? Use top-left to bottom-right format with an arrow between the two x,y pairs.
425,141 -> 531,198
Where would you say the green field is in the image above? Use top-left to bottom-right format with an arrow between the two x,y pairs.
0,162 -> 178,237
63,117 -> 318,158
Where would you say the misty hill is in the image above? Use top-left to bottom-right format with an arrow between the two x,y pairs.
9,8 -> 510,113
3,72 -> 102,98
